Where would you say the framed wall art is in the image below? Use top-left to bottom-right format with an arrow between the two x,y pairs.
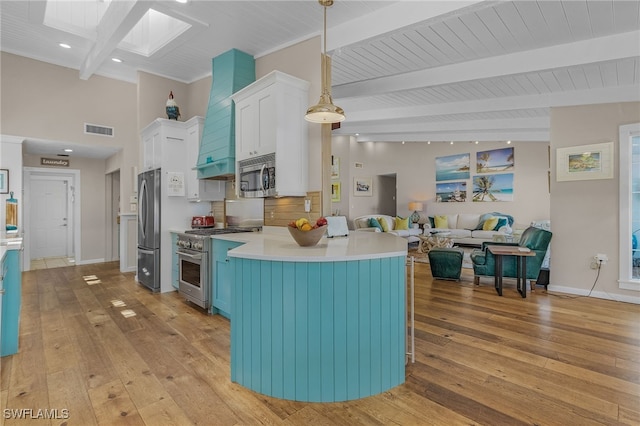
435,153 -> 470,181
0,169 -> 8,194
556,142 -> 614,182
331,156 -> 340,179
472,173 -> 514,202
476,147 -> 514,173
331,182 -> 341,202
353,177 -> 372,196
435,181 -> 467,202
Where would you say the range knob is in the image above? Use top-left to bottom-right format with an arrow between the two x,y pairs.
193,241 -> 203,250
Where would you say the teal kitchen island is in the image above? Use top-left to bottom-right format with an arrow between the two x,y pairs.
218,227 -> 407,402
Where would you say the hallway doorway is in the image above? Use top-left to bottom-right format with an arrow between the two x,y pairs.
23,167 -> 81,271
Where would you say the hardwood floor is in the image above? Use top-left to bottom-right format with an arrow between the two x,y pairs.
1,261 -> 639,425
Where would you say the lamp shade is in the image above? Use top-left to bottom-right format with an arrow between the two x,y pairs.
408,202 -> 423,212
305,93 -> 345,123
305,0 -> 345,124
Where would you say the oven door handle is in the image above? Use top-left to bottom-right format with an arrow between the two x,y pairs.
177,251 -> 203,260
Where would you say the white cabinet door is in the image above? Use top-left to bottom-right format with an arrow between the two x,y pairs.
255,87 -> 276,156
142,128 -> 162,171
236,83 -> 277,161
186,120 -> 203,200
185,117 -> 225,201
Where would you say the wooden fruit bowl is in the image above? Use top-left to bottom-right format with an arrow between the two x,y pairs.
288,225 -> 327,247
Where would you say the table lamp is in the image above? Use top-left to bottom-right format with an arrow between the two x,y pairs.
408,202 -> 423,224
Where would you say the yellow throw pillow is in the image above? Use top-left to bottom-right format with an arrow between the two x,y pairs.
377,217 -> 390,232
483,216 -> 499,231
395,216 -> 409,230
434,215 -> 448,229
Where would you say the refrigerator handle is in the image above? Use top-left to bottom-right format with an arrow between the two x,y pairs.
139,178 -> 147,241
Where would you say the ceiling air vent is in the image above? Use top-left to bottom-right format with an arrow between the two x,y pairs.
84,123 -> 114,137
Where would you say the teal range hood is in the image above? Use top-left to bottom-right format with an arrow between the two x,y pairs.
197,49 -> 255,180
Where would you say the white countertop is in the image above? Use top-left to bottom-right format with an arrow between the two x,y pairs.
215,226 -> 407,262
1,233 -> 23,260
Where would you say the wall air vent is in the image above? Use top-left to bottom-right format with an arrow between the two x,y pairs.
84,123 -> 114,137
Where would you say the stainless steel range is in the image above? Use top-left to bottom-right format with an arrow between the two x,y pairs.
175,227 -> 260,309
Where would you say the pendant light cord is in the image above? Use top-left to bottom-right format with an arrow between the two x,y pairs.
322,4 -> 328,96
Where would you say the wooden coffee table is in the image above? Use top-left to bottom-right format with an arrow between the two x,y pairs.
417,232 -> 453,253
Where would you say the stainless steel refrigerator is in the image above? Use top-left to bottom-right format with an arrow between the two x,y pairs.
137,169 -> 161,292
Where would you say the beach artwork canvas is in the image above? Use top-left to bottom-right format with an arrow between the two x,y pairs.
436,181 -> 467,202
472,173 -> 514,202
476,147 -> 514,173
435,153 -> 470,181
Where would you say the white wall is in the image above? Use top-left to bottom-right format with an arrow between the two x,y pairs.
336,138 -> 550,228
0,137 -> 24,234
550,102 -> 640,303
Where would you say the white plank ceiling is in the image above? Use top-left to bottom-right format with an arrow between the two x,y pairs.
1,0 -> 639,155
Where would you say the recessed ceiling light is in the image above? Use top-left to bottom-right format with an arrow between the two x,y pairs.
427,141 -> 431,144
475,140 -> 479,144
59,43 -> 71,49
63,148 -> 73,153
176,0 -> 188,3
111,58 -> 123,63
506,140 -> 512,144
450,141 -> 454,145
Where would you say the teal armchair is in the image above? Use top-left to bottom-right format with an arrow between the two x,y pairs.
470,226 -> 552,286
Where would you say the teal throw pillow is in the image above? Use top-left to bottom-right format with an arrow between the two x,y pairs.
428,216 -> 435,228
494,217 -> 508,230
368,217 -> 383,231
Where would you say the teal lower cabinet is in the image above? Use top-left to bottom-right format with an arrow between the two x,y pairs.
1,249 -> 22,357
211,239 -> 243,318
230,256 -> 406,402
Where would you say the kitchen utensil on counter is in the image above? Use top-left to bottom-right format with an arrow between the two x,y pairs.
192,215 -> 215,228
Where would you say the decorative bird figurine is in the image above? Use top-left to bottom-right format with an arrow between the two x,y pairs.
166,91 -> 181,120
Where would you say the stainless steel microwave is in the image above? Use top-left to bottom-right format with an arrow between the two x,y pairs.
238,153 -> 276,198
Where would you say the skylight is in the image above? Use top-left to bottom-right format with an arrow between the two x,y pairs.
44,0 -> 192,59
44,0 -> 111,38
118,8 -> 191,58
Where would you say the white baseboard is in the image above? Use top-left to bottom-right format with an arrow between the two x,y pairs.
75,258 -> 105,266
547,285 -> 640,304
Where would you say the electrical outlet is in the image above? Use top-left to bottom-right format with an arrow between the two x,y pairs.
594,253 -> 608,265
304,199 -> 311,212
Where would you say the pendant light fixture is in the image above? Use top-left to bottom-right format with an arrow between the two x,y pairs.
305,0 -> 345,124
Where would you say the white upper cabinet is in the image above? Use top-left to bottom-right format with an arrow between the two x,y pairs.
185,117 -> 225,202
231,71 -> 310,197
140,118 -> 225,202
140,119 -> 186,172
232,70 -> 309,162
235,87 -> 277,160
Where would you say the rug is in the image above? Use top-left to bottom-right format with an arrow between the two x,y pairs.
407,246 -> 474,269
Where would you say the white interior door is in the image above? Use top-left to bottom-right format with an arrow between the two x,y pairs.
31,178 -> 69,258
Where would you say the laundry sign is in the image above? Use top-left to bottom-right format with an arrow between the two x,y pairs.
41,157 -> 70,167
